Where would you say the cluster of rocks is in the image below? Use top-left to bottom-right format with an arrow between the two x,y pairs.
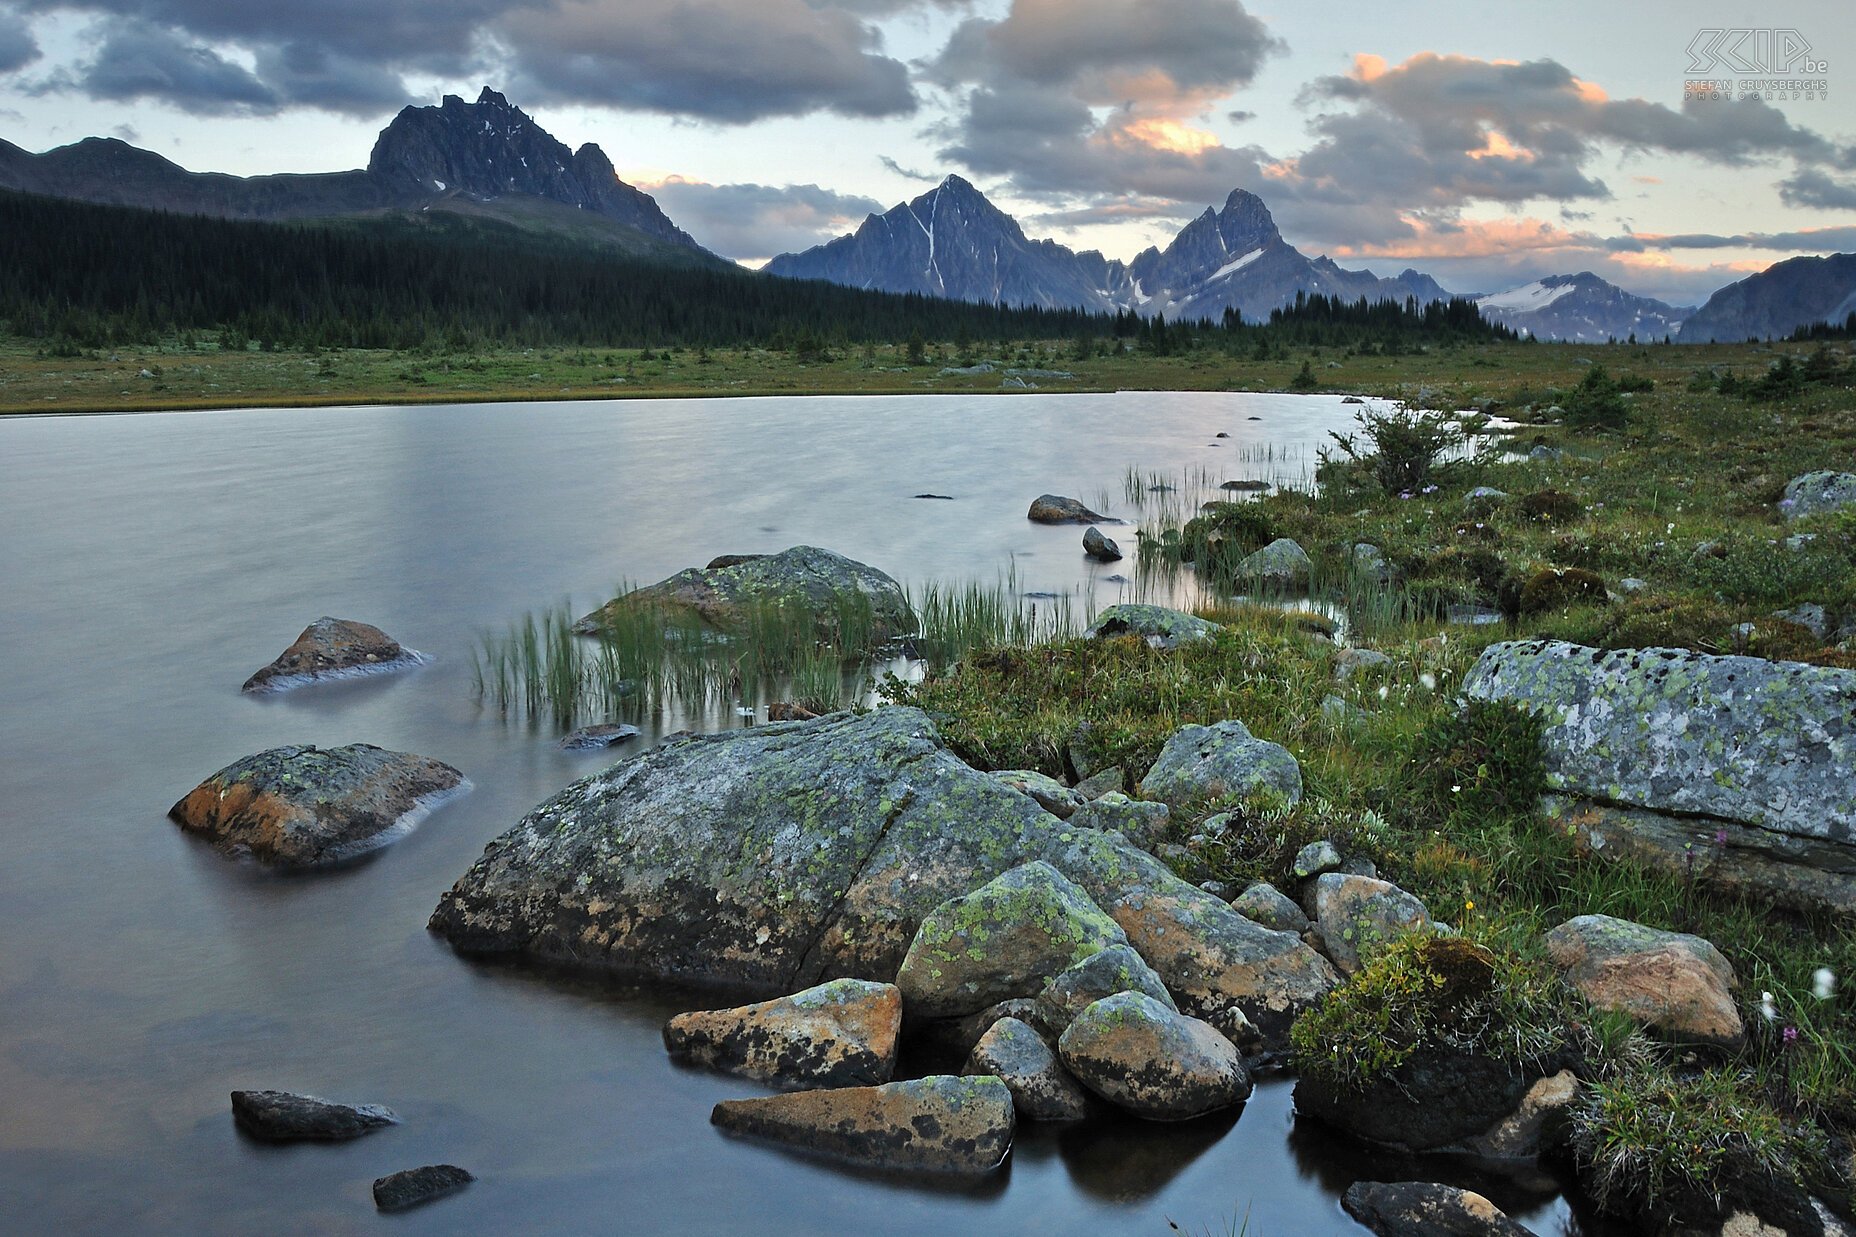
230,1089 -> 471,1212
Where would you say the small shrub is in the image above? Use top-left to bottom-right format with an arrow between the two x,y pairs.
1517,566 -> 1609,615
1517,489 -> 1583,524
1326,405 -> 1463,495
1401,698 -> 1547,827
1561,365 -> 1631,431
1176,502 -> 1280,574
1291,359 -> 1318,389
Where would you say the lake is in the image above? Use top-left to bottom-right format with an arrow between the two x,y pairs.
0,392 -> 1590,1233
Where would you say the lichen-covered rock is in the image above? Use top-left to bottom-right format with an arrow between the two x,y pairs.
1292,840 -> 1343,880
896,862 -> 1126,1018
964,1017 -> 1088,1121
710,1075 -> 1014,1173
1035,942 -> 1176,1035
1235,537 -> 1312,587
1341,1181 -> 1537,1237
1310,873 -> 1435,976
1782,471 -> 1856,521
230,1090 -> 397,1141
1067,793 -> 1169,851
1057,992 -> 1250,1121
1028,494 -> 1110,523
1335,647 -> 1392,680
1083,526 -> 1123,562
572,545 -> 912,641
990,770 -> 1082,819
1544,914 -> 1744,1048
171,744 -> 465,867
1072,766 -> 1124,800
240,616 -> 423,693
1462,640 -> 1856,845
662,979 -> 900,1089
1295,1048 -> 1537,1153
1232,883 -> 1308,934
372,1165 -> 473,1213
1138,720 -> 1302,809
1084,604 -> 1220,650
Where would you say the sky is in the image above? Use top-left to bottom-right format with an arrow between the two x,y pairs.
1,0 -> 1853,304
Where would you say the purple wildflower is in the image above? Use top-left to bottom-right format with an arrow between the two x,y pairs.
1782,1025 -> 1799,1045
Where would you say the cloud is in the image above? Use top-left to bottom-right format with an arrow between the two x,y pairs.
878,155 -> 938,181
641,177 -> 885,260
251,42 -> 410,115
0,6 -> 39,72
1779,169 -> 1856,211
79,20 -> 279,115
1615,225 -> 1856,253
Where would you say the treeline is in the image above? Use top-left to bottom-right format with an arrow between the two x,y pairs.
0,188 -> 1516,353
1789,313 -> 1856,342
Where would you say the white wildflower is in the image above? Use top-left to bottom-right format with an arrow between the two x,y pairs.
1759,991 -> 1778,1021
1813,968 -> 1836,1000
1419,672 -> 1437,691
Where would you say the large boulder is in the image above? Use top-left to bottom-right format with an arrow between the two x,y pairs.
1057,992 -> 1250,1121
230,1090 -> 397,1141
1028,494 -> 1110,524
662,979 -> 900,1089
1544,914 -> 1744,1049
1234,537 -> 1312,587
1296,1047 -> 1537,1154
572,545 -> 912,641
964,1017 -> 1089,1121
895,862 -> 1127,1019
430,708 -> 1302,1011
1084,604 -> 1221,649
1035,942 -> 1176,1035
1309,874 -> 1435,976
1341,1182 -> 1538,1237
1781,470 -> 1856,521
1138,720 -> 1302,809
171,744 -> 466,867
710,1076 -> 1014,1173
241,616 -> 423,693
1463,640 -> 1856,846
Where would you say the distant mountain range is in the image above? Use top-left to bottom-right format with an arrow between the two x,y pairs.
0,87 -> 717,264
765,176 -> 1446,323
3,85 -> 1851,342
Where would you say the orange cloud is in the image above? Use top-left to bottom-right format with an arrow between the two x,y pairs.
1331,215 -> 1592,259
1116,116 -> 1221,156
1468,130 -> 1533,161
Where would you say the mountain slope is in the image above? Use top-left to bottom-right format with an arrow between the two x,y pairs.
0,87 -> 714,264
1475,272 -> 1690,342
1677,253 -> 1856,342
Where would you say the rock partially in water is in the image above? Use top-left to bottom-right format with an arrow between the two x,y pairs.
1545,914 -> 1744,1049
1781,470 -> 1856,521
896,861 -> 1127,1019
230,1090 -> 397,1141
662,978 -> 900,1089
1296,1047 -> 1536,1153
572,545 -> 912,641
964,1017 -> 1088,1121
1084,604 -> 1221,650
1341,1181 -> 1537,1237
1083,525 -> 1123,562
558,723 -> 640,751
171,744 -> 465,867
710,1075 -> 1014,1173
1309,873 -> 1435,976
1138,720 -> 1302,810
1027,494 -> 1110,524
372,1165 -> 474,1212
1057,992 -> 1250,1121
1463,640 -> 1856,847
1220,479 -> 1270,492
240,617 -> 423,693
1035,942 -> 1175,1036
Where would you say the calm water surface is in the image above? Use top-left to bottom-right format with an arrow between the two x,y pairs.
0,392 -> 1584,1234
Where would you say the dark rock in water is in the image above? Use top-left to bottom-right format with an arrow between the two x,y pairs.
917,997 -> 1046,1059
1083,525 -> 1123,562
230,1090 -> 397,1141
965,1017 -> 1089,1121
1295,1047 -> 1535,1152
1214,431 -> 1230,438
1027,494 -> 1111,524
710,1075 -> 1014,1173
558,723 -> 640,751
663,978 -> 900,1089
1341,396 -> 1364,404
1219,479 -> 1269,491
172,744 -> 465,867
1341,1181 -> 1537,1237
912,493 -> 955,500
573,545 -> 912,642
1057,992 -> 1250,1121
372,1165 -> 474,1212
241,617 -> 422,693
1247,415 -> 1262,420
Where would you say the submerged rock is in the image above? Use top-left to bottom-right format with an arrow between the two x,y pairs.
710,1075 -> 1014,1173
230,1090 -> 397,1141
372,1165 -> 474,1212
1083,525 -> 1123,562
896,862 -> 1126,1019
240,616 -> 423,693
1084,604 -> 1221,650
1027,494 -> 1110,524
1341,1181 -> 1537,1237
662,978 -> 900,1089
558,723 -> 640,751
1463,640 -> 1856,846
1057,992 -> 1250,1121
1544,914 -> 1744,1048
1138,720 -> 1302,809
964,1017 -> 1089,1121
572,545 -> 912,641
171,744 -> 465,867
